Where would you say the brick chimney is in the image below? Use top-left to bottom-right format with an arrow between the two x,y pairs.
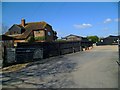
21,18 -> 25,27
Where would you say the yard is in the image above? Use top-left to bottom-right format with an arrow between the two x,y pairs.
1,45 -> 118,88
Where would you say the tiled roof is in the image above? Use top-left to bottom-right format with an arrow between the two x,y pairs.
63,34 -> 83,39
17,24 -> 25,29
5,24 -> 25,36
25,22 -> 47,30
12,21 -> 47,39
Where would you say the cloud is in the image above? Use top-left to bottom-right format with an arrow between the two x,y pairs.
73,23 -> 92,29
114,18 -> 120,22
103,27 -> 109,30
104,18 -> 112,23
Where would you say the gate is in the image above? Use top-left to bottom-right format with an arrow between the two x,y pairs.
3,47 -> 16,66
16,48 -> 43,63
3,47 -> 43,66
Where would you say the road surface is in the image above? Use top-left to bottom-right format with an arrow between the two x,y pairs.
1,45 -> 118,88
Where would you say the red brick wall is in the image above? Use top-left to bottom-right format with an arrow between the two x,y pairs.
34,30 -> 45,38
45,25 -> 54,42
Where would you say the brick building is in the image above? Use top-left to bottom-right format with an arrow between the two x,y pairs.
4,19 -> 58,46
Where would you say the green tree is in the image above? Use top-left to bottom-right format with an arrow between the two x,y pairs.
87,36 -> 99,43
27,36 -> 35,43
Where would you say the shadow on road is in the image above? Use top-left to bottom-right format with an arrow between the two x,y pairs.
2,55 -> 78,88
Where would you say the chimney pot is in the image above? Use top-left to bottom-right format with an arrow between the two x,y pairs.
21,18 -> 25,27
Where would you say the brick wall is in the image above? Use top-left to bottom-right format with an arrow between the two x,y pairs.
34,30 -> 45,38
45,25 -> 54,42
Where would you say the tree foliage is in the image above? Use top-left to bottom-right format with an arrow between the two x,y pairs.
27,36 -> 35,43
56,39 -> 66,42
34,36 -> 45,41
87,36 -> 99,43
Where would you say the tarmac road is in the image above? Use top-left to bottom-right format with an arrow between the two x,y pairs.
71,45 -> 118,88
2,45 -> 118,88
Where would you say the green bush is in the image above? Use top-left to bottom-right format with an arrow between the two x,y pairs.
87,36 -> 99,43
34,36 -> 45,41
27,36 -> 35,43
56,39 -> 67,42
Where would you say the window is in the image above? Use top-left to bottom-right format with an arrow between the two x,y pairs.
101,40 -> 103,42
48,32 -> 51,36
36,31 -> 40,33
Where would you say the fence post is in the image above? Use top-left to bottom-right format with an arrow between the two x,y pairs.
80,46 -> 83,51
58,42 -> 60,55
72,42 -> 75,53
3,46 -> 7,67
